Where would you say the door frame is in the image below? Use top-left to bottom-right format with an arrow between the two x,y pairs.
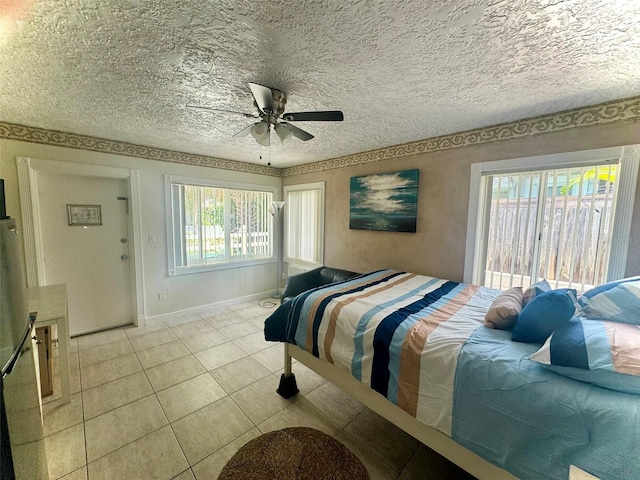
16,157 -> 145,327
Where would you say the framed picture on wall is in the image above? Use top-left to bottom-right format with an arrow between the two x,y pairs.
350,169 -> 419,232
67,204 -> 102,226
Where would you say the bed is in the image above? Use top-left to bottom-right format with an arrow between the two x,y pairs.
264,269 -> 640,480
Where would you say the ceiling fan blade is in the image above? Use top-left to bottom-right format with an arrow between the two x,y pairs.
186,105 -> 257,118
282,111 -> 344,122
233,123 -> 259,137
248,83 -> 274,114
280,122 -> 314,141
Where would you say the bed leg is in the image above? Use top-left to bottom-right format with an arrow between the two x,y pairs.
277,343 -> 299,399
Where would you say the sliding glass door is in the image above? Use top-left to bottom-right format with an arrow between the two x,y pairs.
482,163 -> 617,292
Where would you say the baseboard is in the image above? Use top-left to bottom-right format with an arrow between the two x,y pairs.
144,289 -> 276,324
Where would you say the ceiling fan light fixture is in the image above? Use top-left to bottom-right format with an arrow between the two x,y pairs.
275,123 -> 292,143
250,121 -> 270,146
190,82 -> 343,147
251,120 -> 268,137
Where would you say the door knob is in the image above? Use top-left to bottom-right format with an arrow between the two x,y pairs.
121,254 -> 128,260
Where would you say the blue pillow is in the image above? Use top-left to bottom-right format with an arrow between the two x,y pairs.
523,279 -> 551,306
512,289 -> 577,344
578,276 -> 640,325
530,318 -> 640,394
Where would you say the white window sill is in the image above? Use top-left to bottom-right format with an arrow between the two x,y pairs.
169,257 -> 274,276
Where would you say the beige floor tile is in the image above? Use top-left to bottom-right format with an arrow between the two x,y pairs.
171,396 -> 254,465
169,320 -> 214,339
80,353 -> 142,390
290,361 -> 328,395
194,342 -> 247,371
36,314 -> 471,480
163,313 -> 202,328
59,466 -> 87,480
202,311 -> 243,329
83,371 -> 153,419
156,373 -> 227,422
145,355 -> 207,392
78,338 -> 133,368
251,342 -> 284,373
123,322 -> 168,338
181,329 -> 229,353
87,426 -> 188,480
76,328 -> 127,350
191,428 -> 261,480
128,328 -> 178,352
172,469 -> 196,480
257,397 -> 340,437
43,392 -> 83,436
233,305 -> 273,319
336,430 -> 401,480
250,307 -> 275,319
230,376 -> 292,424
225,301 -> 256,311
253,306 -> 277,319
217,320 -> 261,341
247,315 -> 269,329
232,330 -> 270,354
345,409 -> 419,472
210,356 -> 271,394
135,339 -> 190,369
195,305 -> 226,318
85,395 -> 168,462
306,381 -> 366,428
44,423 -> 86,479
400,444 -> 475,480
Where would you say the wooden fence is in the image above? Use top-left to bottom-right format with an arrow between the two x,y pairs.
485,197 -> 612,289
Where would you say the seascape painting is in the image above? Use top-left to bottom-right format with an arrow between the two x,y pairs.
349,169 -> 419,232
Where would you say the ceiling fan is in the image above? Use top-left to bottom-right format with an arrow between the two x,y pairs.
187,83 -> 344,146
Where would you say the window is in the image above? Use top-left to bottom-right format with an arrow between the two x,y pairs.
465,146 -> 639,290
284,182 -> 325,266
166,175 -> 276,275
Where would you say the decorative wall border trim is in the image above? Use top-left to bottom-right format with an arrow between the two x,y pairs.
0,123 -> 281,177
2,95 -> 639,179
282,95 -> 640,177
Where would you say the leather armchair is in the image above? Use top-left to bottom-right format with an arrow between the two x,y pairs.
281,266 -> 359,303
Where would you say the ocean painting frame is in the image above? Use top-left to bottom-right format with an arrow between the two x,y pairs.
350,169 -> 419,232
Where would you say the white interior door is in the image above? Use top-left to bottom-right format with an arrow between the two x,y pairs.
37,173 -> 133,336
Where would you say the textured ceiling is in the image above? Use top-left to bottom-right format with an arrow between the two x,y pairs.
1,0 -> 640,168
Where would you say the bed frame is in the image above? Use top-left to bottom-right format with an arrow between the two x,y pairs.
278,343 -> 516,480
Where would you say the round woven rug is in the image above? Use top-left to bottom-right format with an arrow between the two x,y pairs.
218,427 -> 370,480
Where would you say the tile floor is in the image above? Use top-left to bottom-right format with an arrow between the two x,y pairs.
40,300 -> 474,480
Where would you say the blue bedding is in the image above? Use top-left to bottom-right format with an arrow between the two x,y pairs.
265,270 -> 640,479
453,327 -> 640,480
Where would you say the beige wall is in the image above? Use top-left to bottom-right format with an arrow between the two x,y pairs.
284,122 -> 640,282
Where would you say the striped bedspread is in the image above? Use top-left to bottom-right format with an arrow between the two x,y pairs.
274,269 -> 498,435
265,269 -> 640,479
